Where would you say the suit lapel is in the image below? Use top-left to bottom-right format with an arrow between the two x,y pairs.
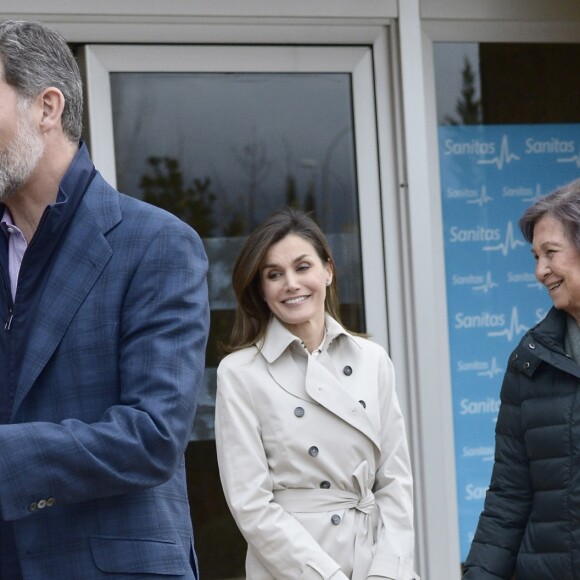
12,179 -> 119,417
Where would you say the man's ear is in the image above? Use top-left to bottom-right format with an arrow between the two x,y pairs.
39,86 -> 66,133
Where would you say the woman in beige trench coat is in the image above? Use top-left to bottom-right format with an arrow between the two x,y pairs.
215,208 -> 418,580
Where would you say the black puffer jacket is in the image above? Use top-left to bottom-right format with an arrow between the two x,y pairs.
464,307 -> 580,579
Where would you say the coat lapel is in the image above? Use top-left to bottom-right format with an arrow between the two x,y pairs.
262,316 -> 381,449
305,356 -> 381,450
267,353 -> 314,402
12,177 -> 119,417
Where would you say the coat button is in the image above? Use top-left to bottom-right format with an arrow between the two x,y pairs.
308,446 -> 319,457
512,353 -> 519,361
524,362 -> 530,369
37,500 -> 47,509
46,498 -> 56,507
343,365 -> 352,376
28,502 -> 38,512
528,343 -> 536,350
331,514 -> 341,525
294,407 -> 305,418
359,400 -> 366,409
320,481 -> 331,489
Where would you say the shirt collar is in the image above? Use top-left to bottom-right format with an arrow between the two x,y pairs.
259,313 -> 360,363
1,207 -> 14,229
56,141 -> 96,207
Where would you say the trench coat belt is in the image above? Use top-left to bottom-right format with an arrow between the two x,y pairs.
273,487 -> 376,580
272,487 -> 375,515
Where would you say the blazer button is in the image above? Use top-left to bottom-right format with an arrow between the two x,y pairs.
320,481 -> 331,489
343,365 -> 353,376
331,514 -> 341,525
308,446 -> 319,457
37,499 -> 47,509
28,502 -> 38,512
46,498 -> 56,507
359,400 -> 366,409
294,407 -> 305,418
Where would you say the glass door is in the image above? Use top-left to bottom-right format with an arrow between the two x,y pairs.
82,44 -> 388,579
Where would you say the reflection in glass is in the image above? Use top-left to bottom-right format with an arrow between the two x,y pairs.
110,72 -> 364,440
435,42 -> 580,125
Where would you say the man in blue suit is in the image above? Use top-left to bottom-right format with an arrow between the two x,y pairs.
0,20 -> 210,578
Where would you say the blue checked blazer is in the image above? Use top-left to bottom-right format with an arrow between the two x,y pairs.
0,172 -> 209,578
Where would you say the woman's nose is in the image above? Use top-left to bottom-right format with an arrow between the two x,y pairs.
285,272 -> 299,291
535,258 -> 549,282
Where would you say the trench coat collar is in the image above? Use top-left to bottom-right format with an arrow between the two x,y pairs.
259,315 -> 379,449
258,314 -> 360,364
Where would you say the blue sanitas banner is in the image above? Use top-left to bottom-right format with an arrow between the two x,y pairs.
438,123 -> 580,561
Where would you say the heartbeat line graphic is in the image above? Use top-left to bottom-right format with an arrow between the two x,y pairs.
483,221 -> 526,256
535,308 -> 548,323
477,135 -> 520,170
488,307 -> 528,342
467,186 -> 493,207
473,271 -> 498,293
477,357 -> 503,379
523,183 -> 544,204
557,152 -> 580,168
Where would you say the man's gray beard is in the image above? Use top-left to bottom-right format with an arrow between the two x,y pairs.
0,102 -> 45,203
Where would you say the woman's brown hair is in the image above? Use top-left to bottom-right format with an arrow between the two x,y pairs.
225,208 -> 344,352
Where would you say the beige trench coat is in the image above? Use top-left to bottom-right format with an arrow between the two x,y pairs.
215,316 -> 417,580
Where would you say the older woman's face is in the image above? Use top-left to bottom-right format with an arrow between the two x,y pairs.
533,214 -> 580,321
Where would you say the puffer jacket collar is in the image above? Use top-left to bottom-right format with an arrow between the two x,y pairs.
512,307 -> 580,380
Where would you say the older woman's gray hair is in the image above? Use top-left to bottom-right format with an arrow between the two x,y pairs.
520,178 -> 580,250
0,20 -> 83,142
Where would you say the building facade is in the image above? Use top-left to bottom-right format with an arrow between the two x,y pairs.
3,1 -> 579,578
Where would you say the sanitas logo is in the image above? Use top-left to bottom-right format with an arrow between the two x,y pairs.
525,137 -> 574,154
460,397 -> 500,415
462,446 -> 494,460
451,272 -> 498,293
449,226 -> 501,243
457,360 -> 488,372
446,187 -> 479,199
444,139 -> 495,156
477,135 -> 520,170
507,272 -> 537,284
488,306 -> 528,341
457,357 -> 503,378
465,484 -> 488,501
455,312 -> 505,329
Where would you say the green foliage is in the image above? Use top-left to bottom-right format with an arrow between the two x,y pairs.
444,57 -> 482,125
140,156 -> 216,237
